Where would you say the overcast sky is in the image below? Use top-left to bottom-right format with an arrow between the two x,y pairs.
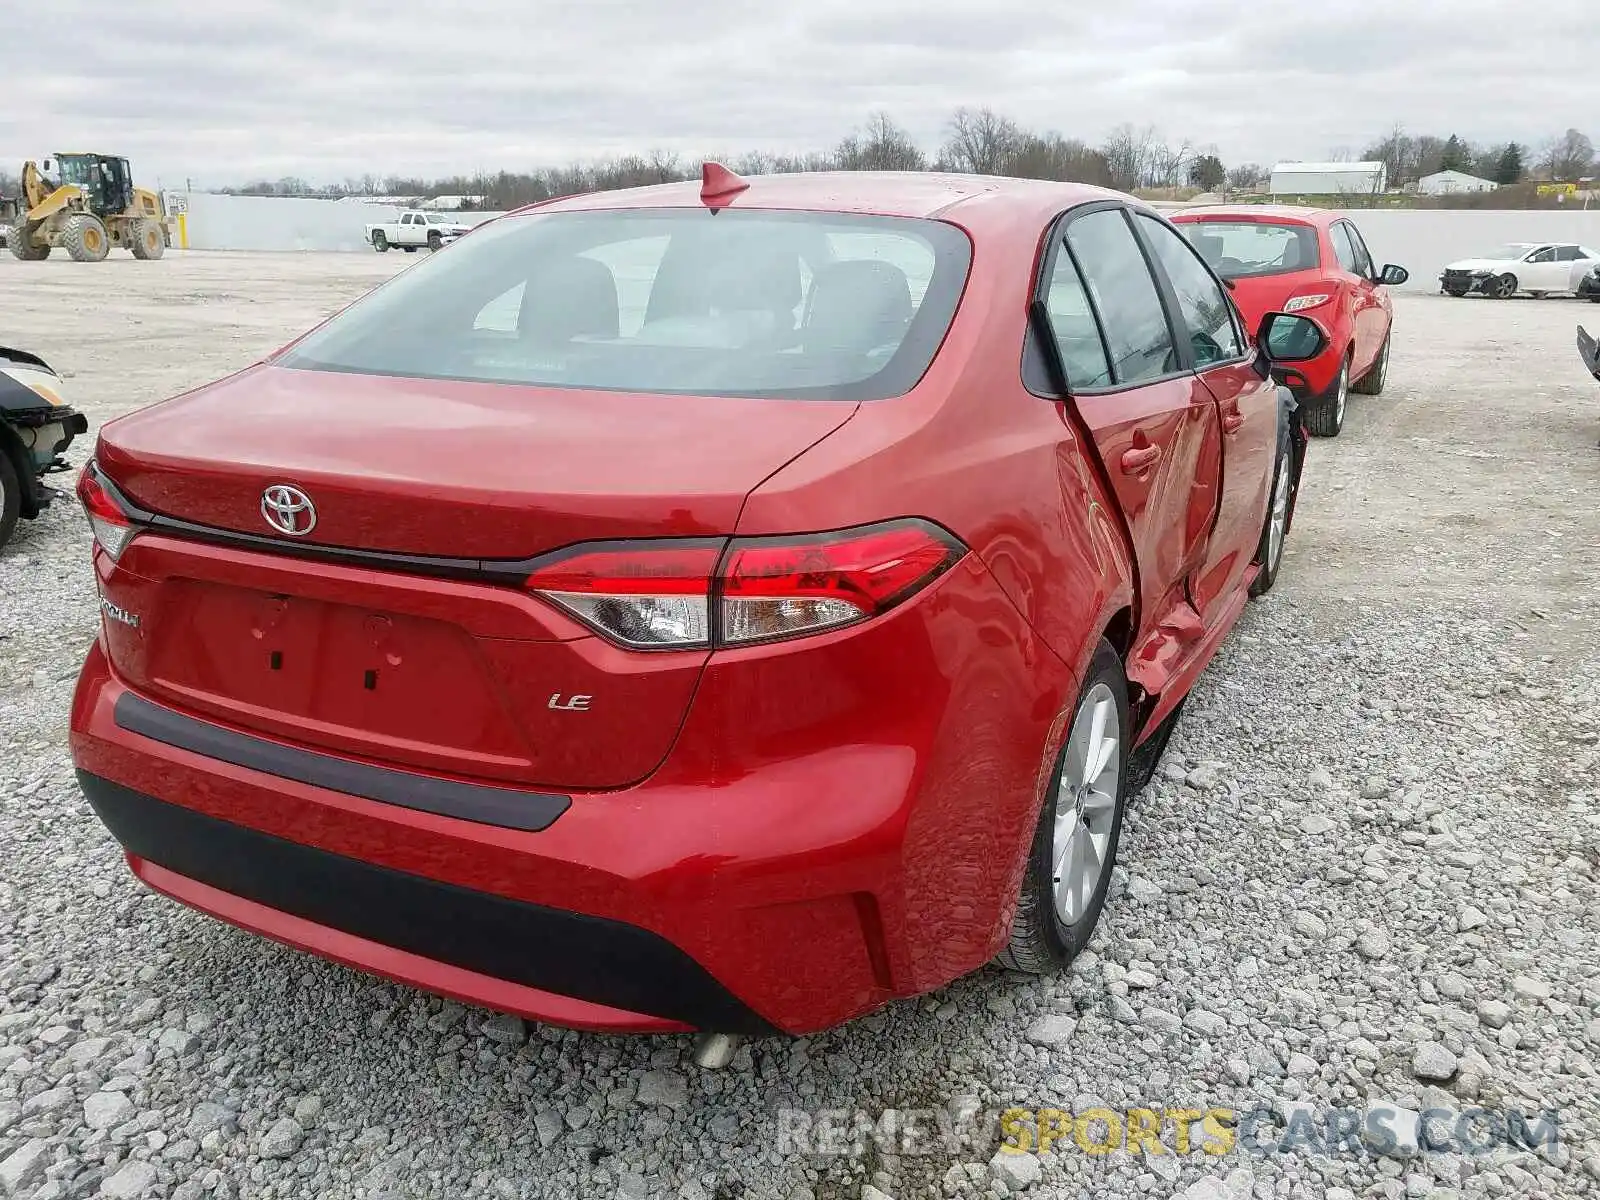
4,0 -> 1591,187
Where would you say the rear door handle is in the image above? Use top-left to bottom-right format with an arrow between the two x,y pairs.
1222,408 -> 1245,433
1120,444 -> 1162,474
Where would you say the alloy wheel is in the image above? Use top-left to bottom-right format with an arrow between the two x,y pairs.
1267,452 -> 1291,572
1052,683 -> 1120,925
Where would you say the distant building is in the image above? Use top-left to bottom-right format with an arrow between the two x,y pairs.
417,195 -> 487,210
1270,161 -> 1387,196
1417,170 -> 1497,196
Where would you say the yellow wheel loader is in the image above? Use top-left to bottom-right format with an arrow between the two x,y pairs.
8,154 -> 171,262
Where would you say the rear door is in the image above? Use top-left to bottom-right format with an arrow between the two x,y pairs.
1132,213 -> 1276,626
1044,204 -> 1223,651
1522,245 -> 1564,291
1337,220 -> 1389,372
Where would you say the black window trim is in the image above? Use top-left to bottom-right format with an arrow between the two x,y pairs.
1128,209 -> 1251,375
1336,219 -> 1377,279
1023,199 -> 1257,400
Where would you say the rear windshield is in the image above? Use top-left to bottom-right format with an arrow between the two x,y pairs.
278,209 -> 972,401
1181,221 -> 1320,279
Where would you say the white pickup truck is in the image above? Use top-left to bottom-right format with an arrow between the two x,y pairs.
366,211 -> 473,253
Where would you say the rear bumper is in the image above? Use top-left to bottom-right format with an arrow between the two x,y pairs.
70,553 -> 1074,1034
79,770 -> 770,1033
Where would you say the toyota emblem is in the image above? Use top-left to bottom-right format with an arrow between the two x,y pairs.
260,484 -> 317,537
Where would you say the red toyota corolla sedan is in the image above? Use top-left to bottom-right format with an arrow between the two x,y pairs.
69,168 -> 1327,1037
1173,206 -> 1407,438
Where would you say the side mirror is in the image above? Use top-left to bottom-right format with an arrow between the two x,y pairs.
1579,325 -> 1600,383
1256,312 -> 1329,370
1379,264 -> 1409,287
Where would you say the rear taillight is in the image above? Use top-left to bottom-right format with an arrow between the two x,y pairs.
720,522 -> 963,645
76,463 -> 136,561
525,544 -> 719,649
1283,292 -> 1332,313
526,520 -> 964,650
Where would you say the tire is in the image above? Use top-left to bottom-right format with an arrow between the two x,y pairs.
7,222 -> 50,261
1489,273 -> 1517,300
129,219 -> 165,260
427,231 -> 443,251
1351,332 -> 1390,396
372,231 -> 389,252
997,639 -> 1130,974
1249,417 -> 1295,597
1590,296 -> 1600,304
62,214 -> 110,262
1302,356 -> 1349,438
0,449 -> 20,551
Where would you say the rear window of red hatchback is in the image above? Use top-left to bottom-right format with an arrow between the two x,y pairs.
1181,220 -> 1320,279
277,209 -> 973,401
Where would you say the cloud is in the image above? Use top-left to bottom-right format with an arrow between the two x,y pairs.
1,0 -> 1590,186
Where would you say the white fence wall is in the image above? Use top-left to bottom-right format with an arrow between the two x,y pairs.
170,193 -> 1600,290
175,193 -> 501,252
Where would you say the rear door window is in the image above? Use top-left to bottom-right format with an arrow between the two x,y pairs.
1329,223 -> 1360,273
1064,208 -> 1177,386
1039,250 -> 1112,389
1342,222 -> 1375,277
1136,215 -> 1242,366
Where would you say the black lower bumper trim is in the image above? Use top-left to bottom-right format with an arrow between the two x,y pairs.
114,692 -> 570,833
78,771 -> 778,1035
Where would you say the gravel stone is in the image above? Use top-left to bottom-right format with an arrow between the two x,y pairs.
1477,1000 -> 1513,1030
258,1115 -> 305,1159
636,1069 -> 689,1109
1511,975 -> 1552,1000
1299,813 -> 1336,835
1356,929 -> 1393,960
100,1160 -> 158,1199
1024,1015 -> 1077,1047
1413,1042 -> 1458,1082
1291,912 -> 1328,939
989,1151 -> 1041,1189
84,1090 -> 134,1130
0,1139 -> 50,1196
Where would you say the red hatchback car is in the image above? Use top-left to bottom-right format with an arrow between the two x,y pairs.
1173,206 -> 1407,437
70,169 -> 1328,1038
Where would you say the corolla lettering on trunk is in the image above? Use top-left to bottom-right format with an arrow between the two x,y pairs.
548,693 -> 593,712
100,597 -> 140,629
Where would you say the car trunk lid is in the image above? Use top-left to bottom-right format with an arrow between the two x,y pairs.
94,364 -> 858,791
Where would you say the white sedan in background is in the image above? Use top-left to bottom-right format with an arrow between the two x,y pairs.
1440,242 -> 1600,299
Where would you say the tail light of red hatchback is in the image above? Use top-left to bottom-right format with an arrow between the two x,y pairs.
76,463 -> 138,561
526,519 -> 965,650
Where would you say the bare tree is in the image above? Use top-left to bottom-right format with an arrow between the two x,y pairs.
1225,163 -> 1264,191
1149,138 -> 1195,188
1101,123 -> 1161,191
941,107 -> 1022,175
835,112 -> 927,172
1541,128 -> 1596,181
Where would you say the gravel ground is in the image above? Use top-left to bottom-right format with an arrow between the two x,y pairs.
1,254 -> 1598,1200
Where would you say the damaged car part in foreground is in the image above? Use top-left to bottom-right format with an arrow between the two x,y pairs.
0,344 -> 89,550
69,166 -> 1329,1037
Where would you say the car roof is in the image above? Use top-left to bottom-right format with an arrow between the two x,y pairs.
512,170 -> 1131,227
1172,204 -> 1328,226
